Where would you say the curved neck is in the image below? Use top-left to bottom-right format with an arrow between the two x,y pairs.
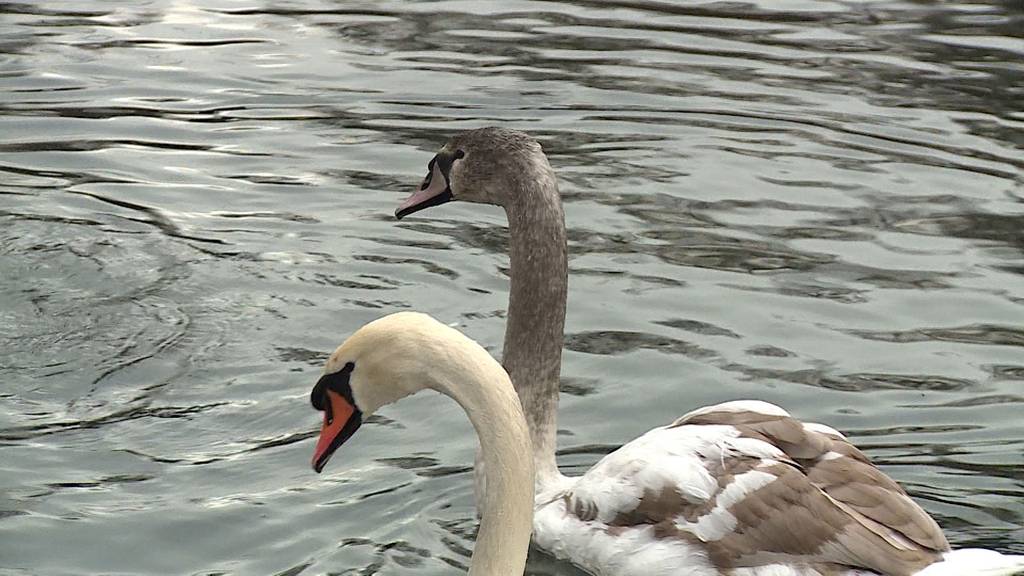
432,343 -> 535,576
502,162 -> 567,490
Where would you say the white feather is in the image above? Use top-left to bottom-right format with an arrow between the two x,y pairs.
534,499 -> 718,576
676,469 -> 777,542
802,421 -> 847,439
913,549 -> 1024,576
682,400 -> 790,420
530,401 -> 1024,576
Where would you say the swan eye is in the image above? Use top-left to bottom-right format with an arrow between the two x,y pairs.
454,149 -> 465,159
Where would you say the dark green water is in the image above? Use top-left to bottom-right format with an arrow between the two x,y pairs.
1,1 -> 1022,575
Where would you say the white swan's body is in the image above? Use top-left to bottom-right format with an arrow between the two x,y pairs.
395,127 -> 1024,576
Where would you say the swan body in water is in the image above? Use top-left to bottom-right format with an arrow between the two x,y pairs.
379,126 -> 1024,576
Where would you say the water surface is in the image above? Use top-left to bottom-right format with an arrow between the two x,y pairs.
1,1 -> 1023,575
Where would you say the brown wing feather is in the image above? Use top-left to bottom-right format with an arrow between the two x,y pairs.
561,406 -> 948,574
804,441 -> 949,552
668,407 -> 948,574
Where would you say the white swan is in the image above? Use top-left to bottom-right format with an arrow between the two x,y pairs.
390,127 -> 1024,576
308,312 -> 534,576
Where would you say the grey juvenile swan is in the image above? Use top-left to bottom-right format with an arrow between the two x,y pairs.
383,126 -> 1024,576
309,312 -> 534,576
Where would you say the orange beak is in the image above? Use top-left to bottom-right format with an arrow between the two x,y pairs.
311,390 -> 360,473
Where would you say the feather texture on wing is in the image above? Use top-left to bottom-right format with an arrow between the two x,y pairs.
534,401 -> 949,576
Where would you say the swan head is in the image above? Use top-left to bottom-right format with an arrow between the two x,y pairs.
395,127 -> 550,219
309,312 -> 475,473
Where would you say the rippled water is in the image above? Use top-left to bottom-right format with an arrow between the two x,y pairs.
2,1 -> 1023,574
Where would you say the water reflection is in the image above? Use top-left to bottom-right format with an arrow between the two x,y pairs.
2,0 -> 1023,574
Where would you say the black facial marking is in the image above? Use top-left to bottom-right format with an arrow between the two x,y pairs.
434,149 -> 461,180
395,149 -> 464,220
419,157 -> 437,191
311,361 -> 356,423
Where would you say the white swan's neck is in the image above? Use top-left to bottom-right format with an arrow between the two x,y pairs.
431,338 -> 535,576
502,160 -> 567,490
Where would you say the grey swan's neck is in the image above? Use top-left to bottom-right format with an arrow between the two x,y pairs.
501,159 -> 567,489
